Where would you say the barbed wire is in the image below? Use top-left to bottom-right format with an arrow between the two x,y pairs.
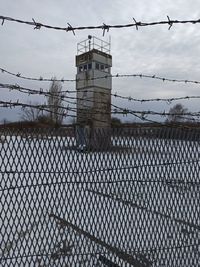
111,93 -> 200,104
1,15 -> 200,35
1,80 -> 200,125
111,103 -> 200,118
2,82 -> 200,106
0,82 -> 168,119
1,99 -> 200,126
1,99 -> 200,118
0,83 -> 77,107
111,103 -> 200,124
2,67 -> 200,86
0,100 -> 112,124
0,68 -> 75,82
0,100 -> 67,114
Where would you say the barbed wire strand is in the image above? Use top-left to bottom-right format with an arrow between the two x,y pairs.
1,99 -> 200,126
0,100 -> 115,125
0,82 -> 167,118
1,82 -> 200,107
1,99 -> 200,119
2,67 -> 200,86
1,83 -> 199,125
1,15 -> 200,34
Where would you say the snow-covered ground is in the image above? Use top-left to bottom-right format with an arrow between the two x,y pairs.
0,130 -> 199,266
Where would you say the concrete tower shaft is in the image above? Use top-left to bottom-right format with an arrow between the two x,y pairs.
76,36 -> 112,128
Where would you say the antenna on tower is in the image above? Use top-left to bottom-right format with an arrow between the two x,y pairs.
88,35 -> 92,51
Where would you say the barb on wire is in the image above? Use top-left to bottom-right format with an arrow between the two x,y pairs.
67,23 -> 75,35
1,15 -> 200,32
102,23 -> 110,36
32,18 -> 42,30
167,16 -> 173,30
133,17 -> 140,30
1,18 -> 5,25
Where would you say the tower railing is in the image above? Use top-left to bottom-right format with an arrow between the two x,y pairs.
77,36 -> 111,55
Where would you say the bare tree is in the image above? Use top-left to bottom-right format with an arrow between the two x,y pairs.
166,103 -> 188,123
47,78 -> 66,126
21,102 -> 42,122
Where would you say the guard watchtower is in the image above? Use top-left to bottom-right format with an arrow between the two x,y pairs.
76,36 -> 112,129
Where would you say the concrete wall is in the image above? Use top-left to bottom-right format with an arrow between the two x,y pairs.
77,87 -> 111,128
76,70 -> 112,90
77,89 -> 94,108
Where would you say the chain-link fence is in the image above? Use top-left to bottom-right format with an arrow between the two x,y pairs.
0,127 -> 199,266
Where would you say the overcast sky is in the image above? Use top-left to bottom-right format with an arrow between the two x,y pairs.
1,0 -> 200,123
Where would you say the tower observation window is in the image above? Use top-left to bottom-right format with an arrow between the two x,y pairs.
78,62 -> 110,73
95,63 -> 100,70
78,63 -> 92,73
95,62 -> 110,73
79,66 -> 83,72
104,65 -> 110,73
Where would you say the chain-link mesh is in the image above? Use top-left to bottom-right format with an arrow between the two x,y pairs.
0,127 -> 199,266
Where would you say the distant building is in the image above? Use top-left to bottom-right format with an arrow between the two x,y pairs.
76,36 -> 112,129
